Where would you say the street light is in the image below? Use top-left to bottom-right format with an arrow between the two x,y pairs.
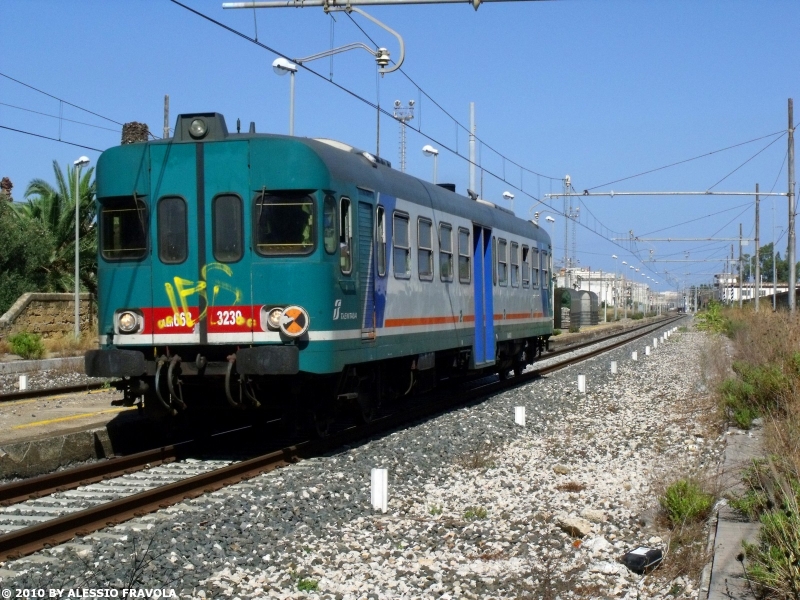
502,191 -> 515,212
272,57 -> 298,136
422,145 -> 439,183
74,156 -> 90,338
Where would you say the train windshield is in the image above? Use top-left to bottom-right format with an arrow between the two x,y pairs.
254,191 -> 315,256
99,196 -> 148,261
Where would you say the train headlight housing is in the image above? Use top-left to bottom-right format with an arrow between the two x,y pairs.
116,310 -> 142,334
189,118 -> 208,139
267,307 -> 284,330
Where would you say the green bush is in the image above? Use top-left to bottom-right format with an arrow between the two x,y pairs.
719,361 -> 792,428
552,329 -> 562,336
660,479 -> 714,526
630,312 -> 644,320
568,324 -> 580,333
741,465 -> 800,597
8,332 -> 46,360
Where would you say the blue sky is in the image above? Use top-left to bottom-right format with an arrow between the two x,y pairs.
2,0 -> 798,290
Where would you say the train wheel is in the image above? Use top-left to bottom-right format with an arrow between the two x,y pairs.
514,364 -> 524,378
354,392 -> 376,424
306,409 -> 332,438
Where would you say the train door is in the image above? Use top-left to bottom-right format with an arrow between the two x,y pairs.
202,141 -> 253,344
357,192 -> 376,341
149,143 -> 202,345
472,224 -> 495,367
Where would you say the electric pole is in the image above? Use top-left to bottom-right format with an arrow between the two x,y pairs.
739,223 -> 743,308
789,98 -> 796,312
163,95 -> 170,139
755,183 -> 760,312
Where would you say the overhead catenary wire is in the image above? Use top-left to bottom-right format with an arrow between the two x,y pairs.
586,130 -> 786,191
0,71 -> 161,140
0,124 -> 103,152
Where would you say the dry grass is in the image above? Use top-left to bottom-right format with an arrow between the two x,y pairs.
44,330 -> 98,357
713,308 -> 800,597
455,440 -> 498,471
0,337 -> 10,355
555,481 -> 586,493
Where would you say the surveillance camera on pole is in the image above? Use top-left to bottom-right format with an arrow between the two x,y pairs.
422,144 -> 439,184
502,190 -> 515,211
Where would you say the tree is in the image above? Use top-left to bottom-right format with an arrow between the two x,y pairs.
0,200 -> 53,314
739,243 -> 799,283
16,160 -> 97,295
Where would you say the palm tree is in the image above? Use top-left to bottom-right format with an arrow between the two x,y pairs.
17,160 -> 97,295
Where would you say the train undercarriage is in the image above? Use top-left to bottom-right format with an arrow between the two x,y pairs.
95,335 -> 549,436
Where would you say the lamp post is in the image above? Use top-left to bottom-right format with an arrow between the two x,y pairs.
422,145 -> 439,183
612,254 -> 618,320
272,57 -> 298,135
74,156 -> 90,338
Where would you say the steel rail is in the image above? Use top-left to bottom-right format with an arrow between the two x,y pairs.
0,314 -> 685,561
0,381 -> 109,403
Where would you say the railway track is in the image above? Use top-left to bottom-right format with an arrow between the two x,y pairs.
0,314 -> 685,561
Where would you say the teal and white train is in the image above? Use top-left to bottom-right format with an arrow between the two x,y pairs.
85,112 -> 553,430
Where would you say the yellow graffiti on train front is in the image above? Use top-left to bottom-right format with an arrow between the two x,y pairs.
158,262 -> 247,330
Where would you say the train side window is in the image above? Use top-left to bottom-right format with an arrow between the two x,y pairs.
543,250 -> 550,288
254,190 -> 315,256
323,195 -> 337,254
340,197 -> 352,274
99,196 -> 148,261
157,196 -> 188,264
212,194 -> 243,263
439,223 -> 453,282
497,238 -> 508,286
492,236 -> 497,285
376,206 -> 386,277
458,227 -> 471,284
418,218 -> 433,281
511,242 -> 519,287
393,212 -> 410,279
532,247 -> 540,289
522,245 -> 530,288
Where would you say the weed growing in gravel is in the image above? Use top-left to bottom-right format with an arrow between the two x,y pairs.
463,506 -> 488,520
428,504 -> 443,515
659,479 -> 715,526
296,578 -> 319,592
455,440 -> 498,471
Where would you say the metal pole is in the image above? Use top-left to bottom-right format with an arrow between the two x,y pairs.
755,183 -> 760,312
433,153 -> 438,184
74,164 -> 81,339
163,95 -> 170,139
789,98 -> 796,312
469,102 -> 475,193
613,258 -> 618,321
289,71 -> 295,136
739,223 -> 743,308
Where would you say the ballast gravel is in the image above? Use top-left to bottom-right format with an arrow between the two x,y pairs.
0,320 -> 725,599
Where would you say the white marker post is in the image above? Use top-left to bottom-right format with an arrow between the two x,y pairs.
19,375 -> 27,390
645,346 -> 651,356
514,406 -> 526,426
632,351 -> 638,361
578,374 -> 586,393
653,338 -> 658,349
611,361 -> 618,374
371,468 -> 388,513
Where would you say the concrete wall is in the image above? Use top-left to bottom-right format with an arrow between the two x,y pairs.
0,293 -> 95,339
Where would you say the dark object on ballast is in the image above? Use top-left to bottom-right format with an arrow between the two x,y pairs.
621,546 -> 663,574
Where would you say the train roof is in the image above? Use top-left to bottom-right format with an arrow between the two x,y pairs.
118,112 -> 551,248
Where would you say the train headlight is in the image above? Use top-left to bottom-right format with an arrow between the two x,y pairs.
189,118 -> 208,139
267,307 -> 284,330
116,310 -> 141,334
